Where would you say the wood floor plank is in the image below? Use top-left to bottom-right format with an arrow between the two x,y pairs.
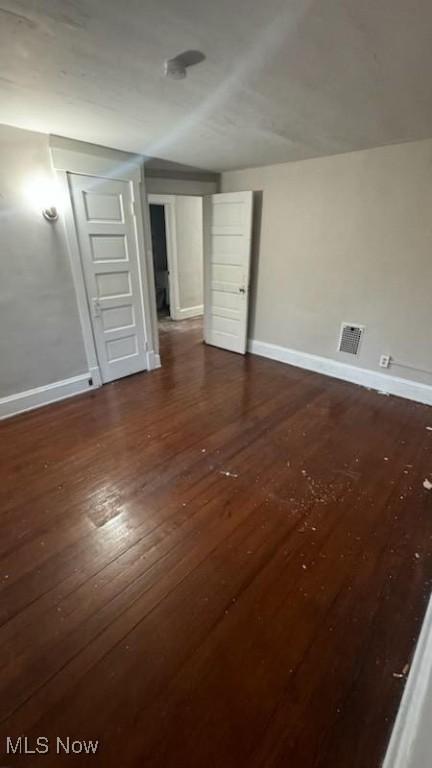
1,317 -> 431,767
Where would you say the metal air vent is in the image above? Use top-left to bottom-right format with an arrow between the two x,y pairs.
338,323 -> 364,355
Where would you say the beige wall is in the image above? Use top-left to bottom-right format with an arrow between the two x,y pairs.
0,124 -> 87,398
222,139 -> 432,385
174,196 -> 203,315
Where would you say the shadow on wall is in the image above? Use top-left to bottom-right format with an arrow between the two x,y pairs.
247,191 -> 263,342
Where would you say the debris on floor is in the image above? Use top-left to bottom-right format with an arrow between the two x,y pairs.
392,663 -> 410,679
423,478 -> 432,491
220,470 -> 239,478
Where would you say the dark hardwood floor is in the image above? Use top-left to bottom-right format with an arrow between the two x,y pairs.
1,317 -> 432,767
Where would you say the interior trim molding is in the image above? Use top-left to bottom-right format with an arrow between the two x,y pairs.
382,594 -> 432,768
248,339 -> 432,406
89,366 -> 103,387
145,168 -> 219,183
147,351 -> 161,370
51,144 -> 159,382
50,136 -> 142,181
176,305 -> 204,320
0,373 -> 96,420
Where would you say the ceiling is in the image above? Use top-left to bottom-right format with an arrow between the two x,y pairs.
1,0 -> 432,172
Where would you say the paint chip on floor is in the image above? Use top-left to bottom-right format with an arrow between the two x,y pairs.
392,663 -> 410,679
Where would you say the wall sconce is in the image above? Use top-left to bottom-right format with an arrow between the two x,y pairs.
24,173 -> 62,222
42,206 -> 59,222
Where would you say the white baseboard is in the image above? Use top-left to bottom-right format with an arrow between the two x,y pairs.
248,340 -> 432,406
0,373 -> 96,420
173,305 -> 204,320
383,594 -> 432,768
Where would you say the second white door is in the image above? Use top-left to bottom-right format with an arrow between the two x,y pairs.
203,191 -> 253,354
69,173 -> 148,383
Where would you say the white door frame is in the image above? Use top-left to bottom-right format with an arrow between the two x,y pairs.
50,140 -> 160,385
147,194 -> 182,321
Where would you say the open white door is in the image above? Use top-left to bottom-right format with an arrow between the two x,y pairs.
69,174 -> 148,383
203,191 -> 253,354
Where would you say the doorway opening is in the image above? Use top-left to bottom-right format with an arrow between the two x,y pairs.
148,194 -> 204,360
149,203 -> 171,320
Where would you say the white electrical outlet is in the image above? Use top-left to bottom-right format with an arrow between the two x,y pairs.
379,355 -> 390,368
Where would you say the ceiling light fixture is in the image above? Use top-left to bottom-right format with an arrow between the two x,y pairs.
163,50 -> 206,80
164,57 -> 186,80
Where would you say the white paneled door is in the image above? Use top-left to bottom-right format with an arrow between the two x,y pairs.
203,191 -> 253,354
69,174 -> 148,383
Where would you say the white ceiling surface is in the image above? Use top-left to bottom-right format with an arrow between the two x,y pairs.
1,0 -> 432,171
